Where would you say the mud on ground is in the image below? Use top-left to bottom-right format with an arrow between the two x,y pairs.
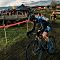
0,21 -> 60,60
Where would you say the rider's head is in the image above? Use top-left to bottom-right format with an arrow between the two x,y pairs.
30,14 -> 35,22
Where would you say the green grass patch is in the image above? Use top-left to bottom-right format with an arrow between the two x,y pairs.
0,18 -> 60,50
0,22 -> 33,50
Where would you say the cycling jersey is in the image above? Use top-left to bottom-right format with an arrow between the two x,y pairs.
27,15 -> 52,37
35,16 -> 52,32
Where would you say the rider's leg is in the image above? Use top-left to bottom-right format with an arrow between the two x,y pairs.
42,31 -> 54,52
42,31 -> 50,48
42,31 -> 49,41
42,26 -> 52,41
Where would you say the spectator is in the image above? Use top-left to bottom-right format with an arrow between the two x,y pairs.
51,11 -> 56,23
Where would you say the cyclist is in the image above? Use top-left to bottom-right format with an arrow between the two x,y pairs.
35,13 -> 52,49
27,13 -> 52,49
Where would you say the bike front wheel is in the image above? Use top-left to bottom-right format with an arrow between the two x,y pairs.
26,39 -> 43,60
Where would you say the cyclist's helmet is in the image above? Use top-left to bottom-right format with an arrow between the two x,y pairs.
30,14 -> 35,21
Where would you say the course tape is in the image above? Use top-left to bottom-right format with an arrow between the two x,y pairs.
0,20 -> 30,28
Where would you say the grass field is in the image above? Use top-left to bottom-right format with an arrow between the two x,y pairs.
0,22 -> 33,50
0,18 -> 60,60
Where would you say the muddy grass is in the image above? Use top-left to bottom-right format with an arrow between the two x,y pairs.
0,37 -> 29,60
0,20 -> 60,60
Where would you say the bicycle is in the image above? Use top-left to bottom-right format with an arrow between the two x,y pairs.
25,27 -> 56,60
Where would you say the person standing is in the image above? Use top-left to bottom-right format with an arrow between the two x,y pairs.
52,11 -> 56,23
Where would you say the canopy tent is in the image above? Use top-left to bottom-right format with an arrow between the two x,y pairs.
16,4 -> 30,11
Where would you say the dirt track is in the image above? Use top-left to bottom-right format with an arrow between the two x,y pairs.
0,21 -> 60,60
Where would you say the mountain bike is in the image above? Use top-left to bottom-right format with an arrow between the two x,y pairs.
25,28 -> 56,60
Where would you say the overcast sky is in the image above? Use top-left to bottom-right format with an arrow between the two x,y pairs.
0,0 -> 59,7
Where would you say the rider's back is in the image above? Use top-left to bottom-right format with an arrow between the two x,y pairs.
35,16 -> 49,28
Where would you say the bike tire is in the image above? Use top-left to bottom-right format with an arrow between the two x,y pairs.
25,39 -> 43,60
47,36 -> 56,54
